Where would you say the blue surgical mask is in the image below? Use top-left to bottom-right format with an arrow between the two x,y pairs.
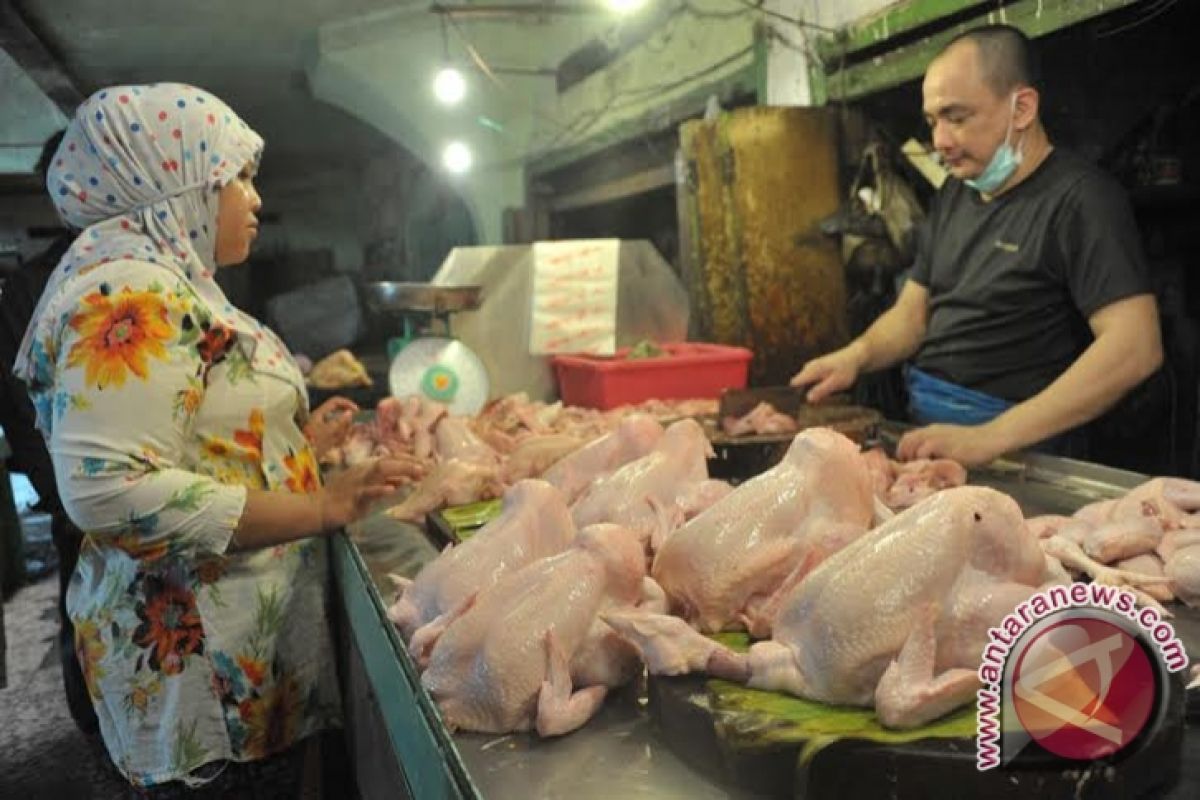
965,94 -> 1024,194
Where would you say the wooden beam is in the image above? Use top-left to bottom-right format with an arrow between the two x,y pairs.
547,162 -> 675,212
0,3 -> 83,115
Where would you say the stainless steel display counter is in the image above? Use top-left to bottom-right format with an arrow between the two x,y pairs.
331,450 -> 1200,800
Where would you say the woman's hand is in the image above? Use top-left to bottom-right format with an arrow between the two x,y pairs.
317,456 -> 427,531
304,396 -> 358,459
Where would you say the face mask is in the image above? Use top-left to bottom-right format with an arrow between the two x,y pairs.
965,93 -> 1024,194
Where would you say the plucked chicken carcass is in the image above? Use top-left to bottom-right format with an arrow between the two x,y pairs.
322,395 -> 447,467
388,480 -> 576,653
501,434 -> 587,483
721,402 -> 799,437
378,395 -> 448,461
860,448 -> 968,509
885,458 -> 969,509
651,428 -> 875,636
307,348 -> 372,389
605,486 -> 1054,729
385,416 -> 507,523
570,419 -> 719,552
541,414 -> 665,503
433,416 -> 501,465
1039,477 -> 1200,608
420,524 -> 664,736
385,459 -> 506,523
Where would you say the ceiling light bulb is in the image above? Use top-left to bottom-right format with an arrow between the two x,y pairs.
606,0 -> 646,13
442,141 -> 473,174
433,66 -> 467,106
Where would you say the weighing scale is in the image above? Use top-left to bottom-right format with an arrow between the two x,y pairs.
364,282 -> 490,415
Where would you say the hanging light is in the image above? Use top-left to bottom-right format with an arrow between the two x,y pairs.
606,0 -> 646,13
433,66 -> 467,105
442,141 -> 473,174
432,16 -> 466,106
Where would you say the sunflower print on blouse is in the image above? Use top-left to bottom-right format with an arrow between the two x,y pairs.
66,285 -> 175,390
39,263 -> 340,789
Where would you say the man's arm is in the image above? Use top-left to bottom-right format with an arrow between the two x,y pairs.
989,293 -> 1163,450
898,294 -> 1162,463
791,279 -> 929,402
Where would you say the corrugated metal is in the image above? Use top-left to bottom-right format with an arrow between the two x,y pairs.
679,106 -> 849,385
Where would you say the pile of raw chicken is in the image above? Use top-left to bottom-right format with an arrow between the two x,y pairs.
322,392 -> 719,522
345,394 -> 1200,739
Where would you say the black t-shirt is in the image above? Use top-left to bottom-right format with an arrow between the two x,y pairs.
909,149 -> 1150,402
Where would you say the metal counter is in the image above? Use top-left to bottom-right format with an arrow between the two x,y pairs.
334,496 -> 740,800
332,451 -> 1200,800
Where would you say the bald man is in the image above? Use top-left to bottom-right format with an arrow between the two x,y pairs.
792,24 -> 1161,467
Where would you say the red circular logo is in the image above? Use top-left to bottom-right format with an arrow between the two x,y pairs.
1012,617 -> 1156,761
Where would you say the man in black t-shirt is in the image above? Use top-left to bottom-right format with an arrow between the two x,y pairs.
792,25 -> 1162,467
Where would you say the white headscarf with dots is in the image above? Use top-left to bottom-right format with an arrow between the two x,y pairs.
15,83 -> 301,395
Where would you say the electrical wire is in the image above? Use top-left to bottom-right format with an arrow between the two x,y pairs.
537,44 -> 754,151
730,0 -> 839,34
678,0 -> 746,21
443,12 -> 574,133
436,0 -> 841,156
679,0 -> 839,34
1096,0 -> 1179,38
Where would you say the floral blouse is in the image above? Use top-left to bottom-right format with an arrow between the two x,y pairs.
25,258 -> 340,788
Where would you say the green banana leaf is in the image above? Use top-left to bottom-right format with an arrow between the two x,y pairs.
705,632 -> 977,764
439,498 -> 503,538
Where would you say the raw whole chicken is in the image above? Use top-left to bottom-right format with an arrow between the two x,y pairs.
605,486 -> 1053,729
434,416 -> 501,466
861,447 -> 894,497
651,428 -> 875,636
541,414 -> 664,503
501,434 -> 587,483
378,395 -> 448,461
323,394 -> 446,466
385,459 -> 506,523
420,524 -> 663,736
859,448 -> 967,509
383,415 -> 508,522
307,348 -> 372,388
387,480 -> 575,651
570,419 -> 716,552
1040,477 -> 1200,608
885,458 -> 969,509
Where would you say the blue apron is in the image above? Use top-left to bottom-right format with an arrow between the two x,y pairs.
905,366 -> 1090,459
905,366 -> 1013,426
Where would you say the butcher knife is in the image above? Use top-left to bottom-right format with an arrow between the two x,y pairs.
718,386 -> 850,420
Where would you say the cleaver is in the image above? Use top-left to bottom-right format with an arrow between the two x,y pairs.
719,385 -> 810,420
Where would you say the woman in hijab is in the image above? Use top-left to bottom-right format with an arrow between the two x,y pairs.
15,83 -> 423,795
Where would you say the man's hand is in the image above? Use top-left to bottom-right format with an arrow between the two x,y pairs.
896,422 -> 1010,467
790,343 -> 865,403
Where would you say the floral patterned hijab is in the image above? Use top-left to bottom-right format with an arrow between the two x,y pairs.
15,83 -> 302,398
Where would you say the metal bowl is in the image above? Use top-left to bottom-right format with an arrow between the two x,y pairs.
364,282 -> 483,314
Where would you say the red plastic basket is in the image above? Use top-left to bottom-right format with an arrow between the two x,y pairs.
552,342 -> 753,410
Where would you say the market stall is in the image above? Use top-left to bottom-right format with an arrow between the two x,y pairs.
330,418 -> 1200,800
